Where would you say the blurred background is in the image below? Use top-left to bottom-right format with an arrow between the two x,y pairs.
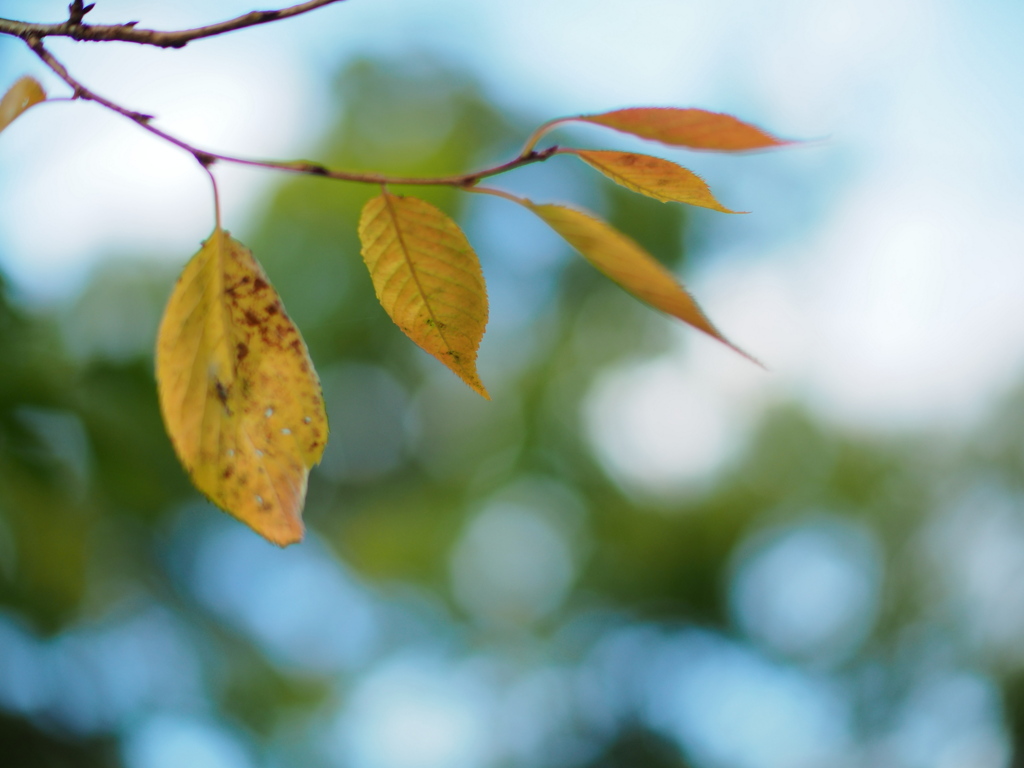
2,0 -> 1024,766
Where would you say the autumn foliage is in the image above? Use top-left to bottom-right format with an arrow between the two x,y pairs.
0,35 -> 789,545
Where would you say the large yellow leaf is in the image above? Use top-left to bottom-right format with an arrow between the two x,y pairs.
156,229 -> 327,546
576,108 -> 787,151
572,149 -> 741,212
520,200 -> 754,362
359,192 -> 489,398
0,76 -> 46,135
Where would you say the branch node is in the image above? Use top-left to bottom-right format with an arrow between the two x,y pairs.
194,152 -> 217,168
68,0 -> 95,25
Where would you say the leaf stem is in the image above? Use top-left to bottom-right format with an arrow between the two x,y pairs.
205,164 -> 222,231
518,118 -> 571,157
465,186 -> 530,206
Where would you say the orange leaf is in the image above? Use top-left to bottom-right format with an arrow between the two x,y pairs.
156,229 -> 328,546
516,198 -> 755,362
0,76 -> 46,135
572,149 -> 741,212
575,108 -> 788,151
358,192 -> 490,398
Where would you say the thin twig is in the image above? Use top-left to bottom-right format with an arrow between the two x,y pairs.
29,39 -> 204,161
27,40 -> 561,188
215,146 -> 561,187
67,1 -> 94,27
1,0 -> 347,49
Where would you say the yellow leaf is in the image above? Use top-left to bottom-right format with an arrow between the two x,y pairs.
572,149 -> 742,212
358,192 -> 490,398
576,108 -> 788,151
520,199 -> 756,362
0,76 -> 46,135
156,229 -> 327,546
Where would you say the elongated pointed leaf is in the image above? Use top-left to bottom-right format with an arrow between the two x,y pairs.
0,76 -> 46,134
575,108 -> 787,151
359,192 -> 489,398
520,200 -> 754,361
156,229 -> 328,546
572,149 -> 741,212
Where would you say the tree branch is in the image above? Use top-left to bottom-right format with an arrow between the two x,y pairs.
27,40 -> 560,188
1,0 -> 348,49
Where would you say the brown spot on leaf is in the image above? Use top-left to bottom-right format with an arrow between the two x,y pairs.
236,342 -> 249,361
223,466 -> 234,479
243,310 -> 261,326
252,277 -> 269,292
266,303 -> 279,315
225,276 -> 251,296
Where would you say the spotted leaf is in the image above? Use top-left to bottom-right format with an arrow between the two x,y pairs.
156,229 -> 327,546
572,149 -> 741,212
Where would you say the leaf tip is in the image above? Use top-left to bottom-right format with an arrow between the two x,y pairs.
265,520 -> 306,548
726,341 -> 767,369
453,365 -> 490,400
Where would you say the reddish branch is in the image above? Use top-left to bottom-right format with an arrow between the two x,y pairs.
0,0 -> 350,49
25,38 -> 558,187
